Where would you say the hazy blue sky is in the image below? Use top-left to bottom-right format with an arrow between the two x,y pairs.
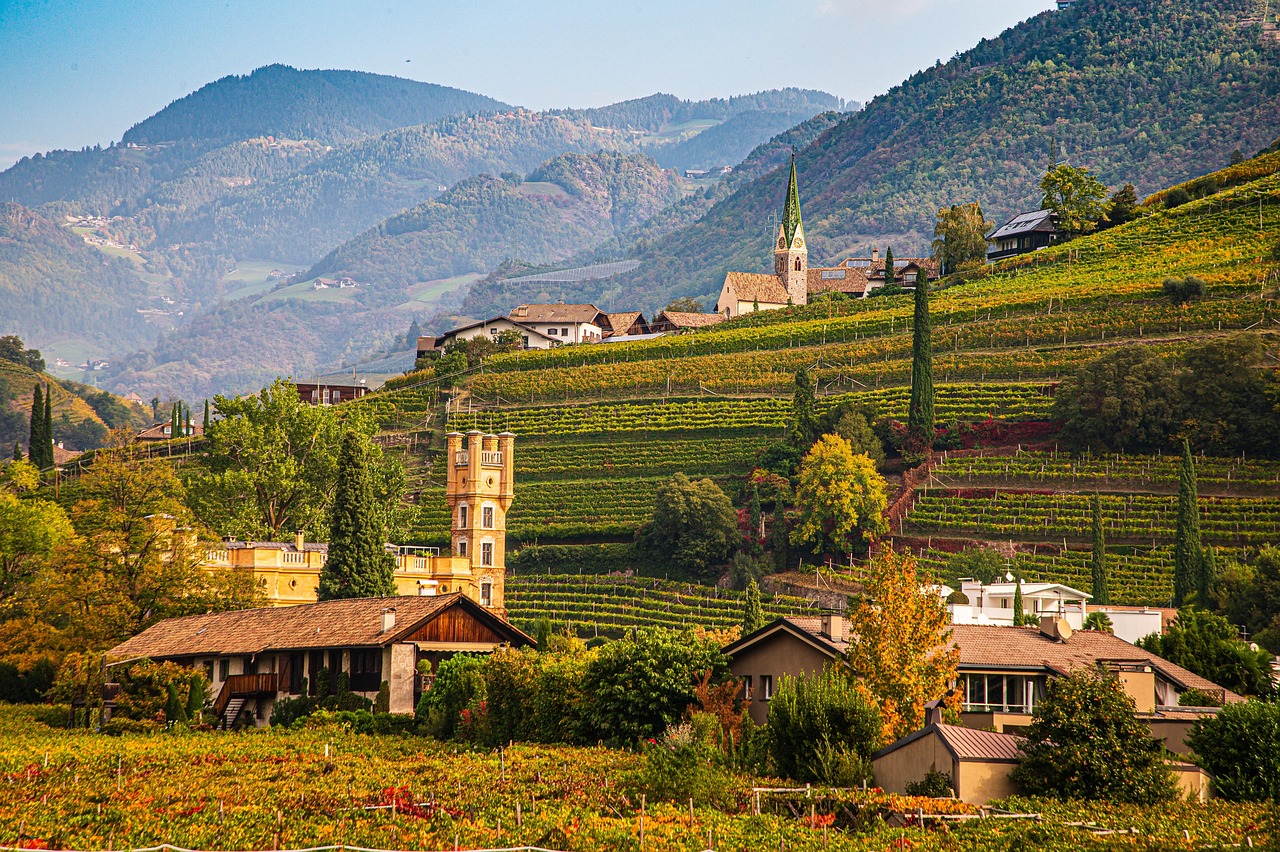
0,0 -> 1052,168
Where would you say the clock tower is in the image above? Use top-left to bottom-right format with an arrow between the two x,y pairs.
773,154 -> 808,306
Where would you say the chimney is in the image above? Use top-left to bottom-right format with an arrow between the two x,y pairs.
381,607 -> 396,633
819,611 -> 845,643
871,247 -> 879,263
294,530 -> 305,551
1039,616 -> 1072,643
924,697 -> 945,727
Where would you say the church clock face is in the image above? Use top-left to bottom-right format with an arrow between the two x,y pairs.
777,237 -> 786,249
794,238 -> 804,249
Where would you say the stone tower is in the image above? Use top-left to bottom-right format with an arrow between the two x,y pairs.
773,154 -> 808,306
444,429 -> 515,611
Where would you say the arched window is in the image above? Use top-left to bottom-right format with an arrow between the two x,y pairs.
794,257 -> 802,271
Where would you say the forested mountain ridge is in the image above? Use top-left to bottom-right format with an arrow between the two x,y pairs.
121,65 -> 512,146
603,0 -> 1280,311
549,89 -> 843,132
0,65 -> 510,212
306,151 -> 682,289
0,204 -> 153,353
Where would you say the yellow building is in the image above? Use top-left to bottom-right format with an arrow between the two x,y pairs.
203,429 -> 515,613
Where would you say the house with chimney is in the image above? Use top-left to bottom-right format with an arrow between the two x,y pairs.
107,593 -> 532,728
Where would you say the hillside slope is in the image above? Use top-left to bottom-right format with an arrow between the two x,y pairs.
307,152 -> 682,288
608,0 -> 1280,311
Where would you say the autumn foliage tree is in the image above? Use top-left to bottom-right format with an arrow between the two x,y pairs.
845,549 -> 960,743
790,435 -> 888,557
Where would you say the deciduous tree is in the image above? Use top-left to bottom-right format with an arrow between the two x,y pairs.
931,202 -> 992,274
791,435 -> 888,556
635,473 -> 740,584
1139,608 -> 1273,698
845,549 -> 960,742
1040,164 -> 1111,236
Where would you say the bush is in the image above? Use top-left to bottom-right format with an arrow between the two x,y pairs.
301,709 -> 374,733
767,667 -> 880,785
905,769 -> 954,798
1162,276 -> 1206,305
0,659 -> 57,704
1012,669 -> 1177,804
1165,187 -> 1192,208
371,713 -> 417,735
1186,700 -> 1280,801
100,717 -> 164,736
270,695 -> 316,728
415,654 -> 486,739
1177,688 -> 1223,708
638,713 -> 739,807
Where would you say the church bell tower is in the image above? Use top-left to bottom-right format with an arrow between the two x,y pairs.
774,154 -> 808,306
444,429 -> 515,612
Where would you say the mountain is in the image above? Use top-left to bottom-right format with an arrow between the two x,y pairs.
550,89 -> 842,133
121,65 -> 511,147
0,204 -> 154,353
600,0 -> 1280,311
307,151 -> 682,290
98,151 -> 684,400
0,66 -> 510,212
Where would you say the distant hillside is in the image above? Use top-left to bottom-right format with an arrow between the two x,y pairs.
0,204 -> 153,352
607,0 -> 1280,311
551,89 -> 841,132
307,152 -> 682,289
651,109 -> 836,171
0,356 -> 148,454
157,111 -> 635,264
0,65 -> 509,212
122,65 -> 510,146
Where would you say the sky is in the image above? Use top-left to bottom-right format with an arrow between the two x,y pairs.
0,0 -> 1053,169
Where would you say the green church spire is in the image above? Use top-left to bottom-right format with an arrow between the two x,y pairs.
782,153 -> 803,246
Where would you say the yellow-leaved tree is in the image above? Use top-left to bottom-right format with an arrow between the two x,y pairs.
846,548 -> 961,744
790,434 -> 888,556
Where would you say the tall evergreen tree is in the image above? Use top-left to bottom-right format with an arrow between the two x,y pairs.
1198,545 -> 1218,607
789,367 -> 818,446
319,431 -> 394,600
27,384 -> 43,468
1090,493 -> 1111,605
43,388 -> 51,465
12,441 -> 22,461
743,579 -> 765,634
883,246 -> 895,287
1013,573 -> 1026,624
202,400 -> 210,433
748,484 -> 763,542
907,273 -> 935,449
771,498 -> 789,570
1173,440 -> 1201,607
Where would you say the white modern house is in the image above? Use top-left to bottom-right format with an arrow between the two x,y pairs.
940,579 -> 1164,644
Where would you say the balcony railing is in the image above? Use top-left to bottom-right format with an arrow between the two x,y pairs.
481,450 -> 504,467
454,451 -> 470,467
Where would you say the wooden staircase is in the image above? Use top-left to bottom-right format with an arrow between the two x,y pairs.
213,673 -> 281,729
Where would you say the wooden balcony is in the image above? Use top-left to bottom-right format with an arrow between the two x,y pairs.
214,673 -> 281,716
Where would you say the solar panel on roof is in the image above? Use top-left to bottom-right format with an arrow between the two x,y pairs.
821,270 -> 847,279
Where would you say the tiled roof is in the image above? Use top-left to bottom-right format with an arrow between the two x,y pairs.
655,311 -> 727,329
807,266 -> 871,295
223,540 -> 329,553
107,594 -> 492,659
603,311 -> 645,336
951,624 -> 1243,702
722,271 -> 790,305
785,616 -> 850,654
136,422 -> 205,440
508,304 -> 606,324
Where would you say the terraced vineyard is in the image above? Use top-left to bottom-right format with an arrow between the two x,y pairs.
903,491 -> 1280,547
506,574 -> 817,637
930,450 -> 1280,495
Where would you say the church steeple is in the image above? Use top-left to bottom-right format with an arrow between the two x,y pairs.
774,153 -> 808,306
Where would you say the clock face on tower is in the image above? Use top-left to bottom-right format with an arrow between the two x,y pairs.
777,238 -> 786,249
795,238 -> 804,249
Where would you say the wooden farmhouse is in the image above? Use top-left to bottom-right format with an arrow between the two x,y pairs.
108,593 -> 532,728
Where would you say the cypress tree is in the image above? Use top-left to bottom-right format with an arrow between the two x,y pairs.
883,246 -> 895,287
203,400 -> 210,433
1013,573 -> 1025,625
907,272 -> 935,447
27,384 -> 42,468
748,485 -> 763,542
11,442 -> 21,462
43,388 -> 52,465
771,499 -> 789,570
1090,493 -> 1110,605
1173,439 -> 1201,607
743,580 -> 765,634
319,431 -> 394,600
789,367 -> 817,446
1198,545 -> 1218,608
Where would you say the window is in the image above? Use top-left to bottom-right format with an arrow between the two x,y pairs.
218,659 -> 229,681
548,327 -> 558,336
741,675 -> 753,701
760,675 -> 773,701
561,327 -> 570,336
457,539 -> 467,557
963,673 -> 1043,713
351,649 -> 382,692
794,257 -> 802,271
481,541 -> 494,567
480,581 -> 493,607
458,505 -> 468,528
482,506 -> 495,528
